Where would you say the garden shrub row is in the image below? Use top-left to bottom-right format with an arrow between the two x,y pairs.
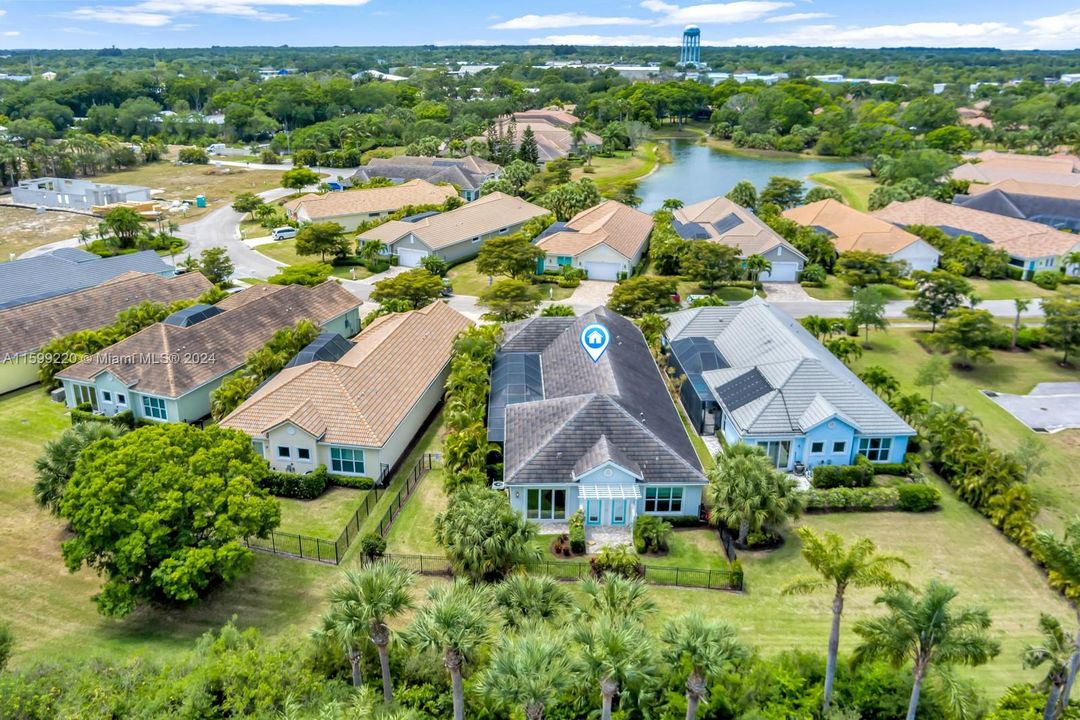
260,466 -> 330,500
804,483 -> 941,513
810,464 -> 873,489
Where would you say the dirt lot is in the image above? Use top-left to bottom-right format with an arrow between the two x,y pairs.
0,205 -> 96,261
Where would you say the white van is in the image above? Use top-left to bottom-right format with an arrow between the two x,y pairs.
271,227 -> 297,241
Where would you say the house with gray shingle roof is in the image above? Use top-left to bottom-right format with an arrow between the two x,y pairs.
666,298 -> 913,469
490,307 -> 706,529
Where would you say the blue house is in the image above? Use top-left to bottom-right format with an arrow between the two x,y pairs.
489,308 -> 707,529
665,299 -> 914,470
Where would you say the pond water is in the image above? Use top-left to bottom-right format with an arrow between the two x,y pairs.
635,139 -> 863,211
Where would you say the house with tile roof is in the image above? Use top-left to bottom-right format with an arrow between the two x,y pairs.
873,197 -> 1080,278
672,197 -> 807,281
534,200 -> 652,281
783,199 -> 941,273
220,301 -> 471,481
489,307 -> 706,529
0,271 -> 213,396
284,179 -> 457,230
357,191 -> 549,267
0,248 -> 173,310
665,298 -> 914,470
956,180 -> 1080,233
350,156 -> 501,201
952,150 -> 1080,188
56,282 -> 360,423
470,110 -> 601,164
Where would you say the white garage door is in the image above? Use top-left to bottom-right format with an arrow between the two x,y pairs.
759,262 -> 799,282
584,261 -> 621,281
396,247 -> 429,268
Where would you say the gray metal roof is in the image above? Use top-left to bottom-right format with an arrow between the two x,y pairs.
0,249 -> 172,310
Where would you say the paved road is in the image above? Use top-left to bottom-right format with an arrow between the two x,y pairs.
769,297 -> 1040,320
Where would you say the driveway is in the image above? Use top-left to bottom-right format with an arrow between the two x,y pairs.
984,382 -> 1080,433
762,282 -> 815,302
565,280 -> 614,314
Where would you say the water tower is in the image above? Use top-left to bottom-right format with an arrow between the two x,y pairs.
680,25 -> 701,67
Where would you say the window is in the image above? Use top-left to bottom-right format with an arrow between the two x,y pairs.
557,256 -> 573,266
810,441 -> 824,454
72,384 -> 96,409
330,447 -> 365,475
857,437 -> 893,462
252,441 -> 264,456
832,441 -> 846,454
296,448 -> 311,461
526,489 -> 567,520
471,236 -> 481,244
757,440 -> 791,468
116,393 -> 127,406
276,446 -> 291,459
101,391 -> 112,403
499,227 -> 509,233
645,487 -> 684,513
142,396 -> 167,421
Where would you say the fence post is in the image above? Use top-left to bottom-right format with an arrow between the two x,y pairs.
298,533 -> 303,559
675,567 -> 680,586
316,540 -> 322,563
271,532 -> 276,553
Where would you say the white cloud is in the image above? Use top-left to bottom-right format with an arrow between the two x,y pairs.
1023,9 -> 1080,50
66,0 -> 371,27
2,30 -> 19,37
68,7 -> 173,26
492,13 -> 650,30
59,26 -> 100,35
529,34 -> 685,46
716,21 -> 1021,48
0,10 -> 6,17
641,1 -> 793,26
763,12 -> 831,23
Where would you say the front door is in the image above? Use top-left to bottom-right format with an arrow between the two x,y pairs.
611,500 -> 627,526
586,500 -> 602,525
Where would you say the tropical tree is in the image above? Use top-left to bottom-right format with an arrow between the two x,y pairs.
404,580 -> 494,720
661,613 -> 748,720
825,336 -> 863,366
370,268 -> 444,309
281,166 -> 321,194
905,270 -> 974,332
681,242 -> 740,292
1024,613 -> 1075,720
1033,519 -> 1080,712
494,574 -> 573,629
231,192 -> 265,220
782,528 -> 911,714
661,198 -> 685,211
478,279 -> 542,322
34,422 -> 125,515
893,392 -> 930,425
576,575 -> 658,622
1043,297 -> 1080,365
915,355 -> 951,403
706,444 -> 802,545
479,626 -> 571,720
859,365 -> 901,400
574,616 -> 654,720
1012,298 -> 1032,350
745,254 -> 772,287
936,307 -> 998,368
476,232 -> 545,279
853,581 -> 1000,720
726,180 -> 757,210
848,285 -> 889,346
295,221 -> 350,262
434,487 -> 541,581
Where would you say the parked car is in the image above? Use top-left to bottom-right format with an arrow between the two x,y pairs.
271,227 -> 297,241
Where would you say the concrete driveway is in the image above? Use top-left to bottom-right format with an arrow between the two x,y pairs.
566,280 -> 614,314
762,282 -> 814,302
984,382 -> 1080,433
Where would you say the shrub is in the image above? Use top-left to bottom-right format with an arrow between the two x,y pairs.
633,514 -> 673,553
1016,326 -> 1045,350
260,148 -> 280,164
728,559 -> 744,590
569,509 -> 586,554
70,407 -> 135,430
804,486 -> 900,512
810,464 -> 874,489
331,474 -> 374,489
897,483 -> 941,512
360,532 -> 387,560
872,463 -> 910,477
590,544 -> 643,579
178,146 -> 209,164
1033,270 -> 1060,290
260,466 -> 328,499
800,263 -> 826,284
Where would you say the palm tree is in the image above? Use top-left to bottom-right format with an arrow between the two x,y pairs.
574,616 -> 654,720
635,312 -> 669,349
825,336 -> 863,366
570,124 -> 587,155
1025,614 -> 1075,720
1013,298 -> 1031,350
893,392 -> 930,425
853,580 -> 1000,720
34,422 -> 125,514
325,561 -> 415,703
494,574 -> 573,629
403,580 -> 494,720
576,575 -> 658,622
782,528 -> 911,714
859,365 -> 901,400
661,614 -> 748,720
479,626 -> 572,720
745,254 -> 772,289
707,444 -> 802,545
1033,519 -> 1080,711
661,198 -> 685,211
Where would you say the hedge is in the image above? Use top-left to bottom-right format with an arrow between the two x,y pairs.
71,406 -> 136,430
260,466 -> 330,499
331,474 -> 374,490
897,483 -> 942,512
804,486 -> 899,512
810,464 -> 873,489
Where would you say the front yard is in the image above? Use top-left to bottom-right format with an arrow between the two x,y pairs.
254,238 -> 375,280
447,259 -> 574,300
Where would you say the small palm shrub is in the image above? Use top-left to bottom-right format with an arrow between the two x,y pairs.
360,532 -> 387,561
590,544 -> 643,579
633,515 -> 673,554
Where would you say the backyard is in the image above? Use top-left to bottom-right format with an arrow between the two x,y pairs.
0,205 -> 97,260
807,168 -> 877,211
254,238 -> 375,280
447,259 -> 574,300
570,141 -> 670,194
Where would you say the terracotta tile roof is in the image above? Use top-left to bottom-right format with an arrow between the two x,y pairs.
56,281 -> 360,398
953,151 -> 1080,187
674,196 -> 807,259
873,197 -> 1080,260
357,191 -> 549,250
0,272 -> 212,358
783,199 -> 931,256
966,179 -> 1080,201
469,111 -> 601,163
219,301 -> 472,447
535,200 -> 652,259
284,179 -> 456,221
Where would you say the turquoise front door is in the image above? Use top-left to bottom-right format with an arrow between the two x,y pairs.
586,500 -> 602,525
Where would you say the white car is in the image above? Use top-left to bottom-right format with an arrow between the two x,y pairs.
271,227 -> 297,241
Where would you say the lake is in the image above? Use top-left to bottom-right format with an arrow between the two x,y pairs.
636,139 -> 862,211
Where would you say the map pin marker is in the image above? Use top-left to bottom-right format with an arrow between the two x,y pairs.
580,322 -> 610,364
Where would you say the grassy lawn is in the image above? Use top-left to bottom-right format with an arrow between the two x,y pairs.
95,162 -> 283,224
802,278 -> 909,301
384,466 -> 448,555
0,206 -> 97,260
808,168 -> 878,211
447,259 -> 573,300
968,277 -> 1060,301
673,279 -> 758,302
0,388 -> 341,667
851,327 -> 1080,526
533,528 -> 731,571
574,141 -> 670,194
277,487 -> 369,539
254,239 -> 374,280
239,218 -> 269,240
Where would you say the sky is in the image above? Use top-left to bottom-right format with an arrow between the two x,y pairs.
0,0 -> 1078,51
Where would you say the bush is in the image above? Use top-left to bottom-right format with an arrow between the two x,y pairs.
70,407 -> 136,430
260,465 -> 328,499
728,559 -> 744,590
1033,270 -> 1060,290
331,474 -> 374,489
590,544 -> 643,579
569,509 -> 586,553
178,146 -> 209,164
897,483 -> 941,512
800,263 -> 826,284
810,463 -> 874,489
633,515 -> 673,553
1016,326 -> 1045,350
360,532 -> 387,560
872,463 -> 910,477
804,486 -> 900,512
260,148 -> 280,164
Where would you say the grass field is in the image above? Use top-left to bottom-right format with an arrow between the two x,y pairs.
533,528 -> 731,571
573,142 -> 670,194
968,277 -> 1061,301
0,206 -> 96,260
277,487 -> 368,539
673,279 -> 759,302
802,279 -> 910,301
808,168 -> 878,211
447,259 -> 574,300
254,238 -> 374,280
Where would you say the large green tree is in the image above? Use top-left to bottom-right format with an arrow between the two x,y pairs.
680,242 -> 740,292
935,307 -> 998,368
905,270 -> 974,331
370,268 -> 444,309
706,444 -> 802,545
478,279 -> 542,322
476,233 -> 545,279
33,422 -> 125,515
480,627 -> 571,720
295,221 -> 350,262
1024,614 -> 1075,720
58,424 -> 280,617
1042,297 -> 1080,365
281,166 -> 321,194
848,285 -> 889,346
607,276 -> 678,317
759,176 -> 804,209
434,487 -> 540,582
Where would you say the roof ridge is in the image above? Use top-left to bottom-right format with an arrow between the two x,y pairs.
505,394 -> 592,478
602,395 -> 705,478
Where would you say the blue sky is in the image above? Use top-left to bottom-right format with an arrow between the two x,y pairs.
0,0 -> 1078,51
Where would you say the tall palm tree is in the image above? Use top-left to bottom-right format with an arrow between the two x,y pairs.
494,574 -> 573,629
1033,519 -> 1080,711
707,444 -> 802,545
576,575 -> 657,622
1025,613 -> 1075,720
403,580 -> 494,720
782,528 -> 911,714
661,614 -> 748,720
479,625 -> 572,720
745,254 -> 772,289
853,580 -> 1000,720
574,616 -> 654,720
1013,298 -> 1032,350
325,561 -> 415,703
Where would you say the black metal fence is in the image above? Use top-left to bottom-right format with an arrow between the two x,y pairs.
247,453 -> 436,565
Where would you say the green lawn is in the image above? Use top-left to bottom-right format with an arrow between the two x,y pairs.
277,487 -> 369,539
968,277 -> 1060,301
851,327 -> 1080,526
0,388 -> 341,667
384,466 -> 448,556
447,259 -> 574,300
802,278 -> 910,301
673,279 -> 758,302
254,239 -> 374,280
533,528 -> 731,571
573,141 -> 670,194
808,168 -> 878,211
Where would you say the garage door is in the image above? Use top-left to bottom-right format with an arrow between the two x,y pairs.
584,261 -> 621,281
396,247 -> 429,268
759,262 -> 799,282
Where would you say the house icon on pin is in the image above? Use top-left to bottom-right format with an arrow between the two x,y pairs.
586,330 -> 604,346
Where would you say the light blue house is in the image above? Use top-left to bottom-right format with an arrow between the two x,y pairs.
490,308 -> 707,529
665,299 -> 914,470
56,282 -> 360,425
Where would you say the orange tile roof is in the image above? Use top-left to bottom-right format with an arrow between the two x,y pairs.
783,199 -> 931,256
966,179 -> 1080,201
284,179 -> 456,221
535,200 -> 653,259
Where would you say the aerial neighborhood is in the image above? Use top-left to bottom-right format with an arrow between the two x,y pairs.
4,19 -> 1080,720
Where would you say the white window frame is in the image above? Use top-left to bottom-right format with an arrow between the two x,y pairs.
296,447 -> 312,462
832,441 -> 846,455
116,393 -> 127,407
525,488 -> 567,521
276,445 -> 292,460
101,390 -> 112,403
